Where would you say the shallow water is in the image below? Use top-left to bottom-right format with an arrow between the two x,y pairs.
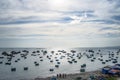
0,47 -> 120,80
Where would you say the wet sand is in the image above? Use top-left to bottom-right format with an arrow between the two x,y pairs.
32,70 -> 120,80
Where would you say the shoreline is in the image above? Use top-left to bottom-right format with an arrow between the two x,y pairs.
32,69 -> 120,80
32,70 -> 107,80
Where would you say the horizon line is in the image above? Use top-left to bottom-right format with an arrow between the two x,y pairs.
0,46 -> 120,49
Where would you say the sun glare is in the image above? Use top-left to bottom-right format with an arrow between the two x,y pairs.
48,0 -> 69,10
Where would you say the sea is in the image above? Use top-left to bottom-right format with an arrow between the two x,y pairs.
0,47 -> 120,80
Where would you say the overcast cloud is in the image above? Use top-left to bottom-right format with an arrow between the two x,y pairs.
0,0 -> 120,48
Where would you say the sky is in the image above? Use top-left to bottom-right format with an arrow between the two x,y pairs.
0,0 -> 120,48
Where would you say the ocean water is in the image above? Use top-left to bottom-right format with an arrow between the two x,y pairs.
0,47 -> 120,80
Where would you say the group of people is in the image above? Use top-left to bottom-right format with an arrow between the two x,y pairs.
50,74 -> 67,80
56,73 -> 67,78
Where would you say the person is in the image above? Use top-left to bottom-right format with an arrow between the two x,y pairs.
59,74 -> 61,78
57,74 -> 59,78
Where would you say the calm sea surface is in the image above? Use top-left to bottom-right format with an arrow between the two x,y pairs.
0,47 -> 120,80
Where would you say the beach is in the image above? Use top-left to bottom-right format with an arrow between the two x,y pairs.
33,70 -> 120,80
33,70 -> 101,80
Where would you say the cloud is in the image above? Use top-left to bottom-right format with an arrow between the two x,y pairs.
111,15 -> 120,21
0,0 -> 119,25
0,0 -> 120,47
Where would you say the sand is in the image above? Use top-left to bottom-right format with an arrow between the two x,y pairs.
19,69 -> 120,80
32,70 -> 114,80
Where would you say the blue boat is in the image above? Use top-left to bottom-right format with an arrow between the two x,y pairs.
102,64 -> 120,75
102,66 -> 111,74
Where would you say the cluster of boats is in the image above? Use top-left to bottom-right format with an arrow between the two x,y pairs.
0,48 -> 120,73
